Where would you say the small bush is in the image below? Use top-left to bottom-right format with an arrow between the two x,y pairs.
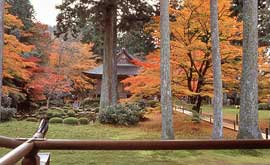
0,107 -> 17,121
99,103 -> 145,126
67,110 -> 76,117
26,117 -> 38,122
259,103 -> 270,110
81,98 -> 99,107
52,112 -> 65,118
46,109 -> 65,119
92,107 -> 99,113
63,117 -> 79,125
49,117 -> 63,124
146,100 -> 159,108
79,118 -> 89,125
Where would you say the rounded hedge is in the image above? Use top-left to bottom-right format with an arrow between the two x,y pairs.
25,117 -> 38,122
63,117 -> 79,125
79,118 -> 89,125
99,103 -> 145,126
47,111 -> 65,119
49,117 -> 63,124
67,110 -> 76,117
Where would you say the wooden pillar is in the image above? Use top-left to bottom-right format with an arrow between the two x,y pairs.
22,149 -> 40,165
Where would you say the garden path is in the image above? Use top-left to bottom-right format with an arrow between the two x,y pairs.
175,106 -> 267,139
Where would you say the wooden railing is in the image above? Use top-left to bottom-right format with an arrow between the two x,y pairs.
0,119 -> 48,165
2,120 -> 270,164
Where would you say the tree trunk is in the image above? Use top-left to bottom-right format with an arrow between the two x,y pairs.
160,0 -> 174,140
192,95 -> 202,113
100,4 -> 118,109
210,0 -> 223,139
0,0 -> 4,122
237,0 -> 262,139
112,4 -> 118,102
46,96 -> 51,109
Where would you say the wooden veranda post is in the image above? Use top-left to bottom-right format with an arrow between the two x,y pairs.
0,119 -> 48,165
23,119 -> 48,165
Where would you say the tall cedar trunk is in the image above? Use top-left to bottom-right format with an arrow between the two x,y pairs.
160,0 -> 174,140
0,0 -> 4,121
113,6 -> 118,101
100,4 -> 118,109
210,0 -> 223,139
238,0 -> 262,139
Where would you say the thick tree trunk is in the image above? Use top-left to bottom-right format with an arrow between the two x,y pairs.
0,0 -> 4,121
100,4 -> 118,109
160,0 -> 174,140
210,0 -> 223,139
238,0 -> 262,139
112,5 -> 118,102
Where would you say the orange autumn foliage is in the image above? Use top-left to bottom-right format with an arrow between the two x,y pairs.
123,0 -> 243,101
49,40 -> 97,95
258,51 -> 270,103
3,4 -> 36,97
26,68 -> 71,101
27,38 -> 97,101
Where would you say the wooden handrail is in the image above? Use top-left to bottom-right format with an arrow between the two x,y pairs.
0,119 -> 48,165
0,140 -> 34,164
33,139 -> 270,150
3,118 -> 270,164
0,136 -> 24,149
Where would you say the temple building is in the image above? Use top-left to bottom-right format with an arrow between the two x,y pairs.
84,49 -> 141,99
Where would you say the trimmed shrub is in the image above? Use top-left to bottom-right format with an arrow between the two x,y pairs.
47,111 -> 53,118
26,117 -> 38,122
91,107 -> 99,113
98,103 -> 145,126
0,107 -> 17,121
79,118 -> 89,125
81,98 -> 99,107
63,117 -> 79,125
46,109 -> 65,119
52,112 -> 64,118
49,117 -> 63,124
146,100 -> 159,108
67,110 -> 76,117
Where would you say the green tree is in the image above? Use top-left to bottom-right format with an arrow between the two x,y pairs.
231,0 -> 270,46
6,0 -> 34,30
55,0 -> 157,108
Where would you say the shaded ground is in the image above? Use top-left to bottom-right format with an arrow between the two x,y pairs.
0,111 -> 269,165
139,111 -> 236,139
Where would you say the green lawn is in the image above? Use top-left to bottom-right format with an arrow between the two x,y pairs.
1,120 -> 270,165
